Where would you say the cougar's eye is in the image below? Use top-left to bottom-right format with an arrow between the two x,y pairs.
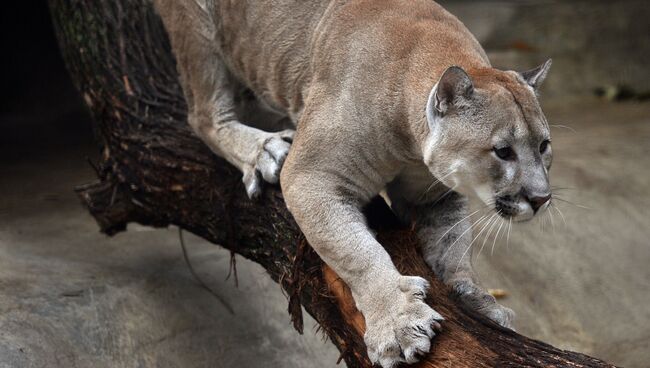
540,139 -> 550,154
493,146 -> 515,161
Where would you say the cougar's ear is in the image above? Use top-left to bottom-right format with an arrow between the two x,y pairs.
520,59 -> 552,90
428,66 -> 474,117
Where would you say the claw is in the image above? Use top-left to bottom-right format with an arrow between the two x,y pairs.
278,128 -> 295,143
431,320 -> 442,333
243,169 -> 262,200
258,151 -> 280,183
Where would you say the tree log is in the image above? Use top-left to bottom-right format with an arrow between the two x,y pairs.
48,1 -> 617,367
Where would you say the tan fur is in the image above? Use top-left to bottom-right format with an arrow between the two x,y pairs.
153,1 -> 553,366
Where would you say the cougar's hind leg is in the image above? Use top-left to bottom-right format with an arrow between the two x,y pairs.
184,58 -> 294,199
155,0 -> 294,199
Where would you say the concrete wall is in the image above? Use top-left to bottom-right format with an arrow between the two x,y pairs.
441,0 -> 650,98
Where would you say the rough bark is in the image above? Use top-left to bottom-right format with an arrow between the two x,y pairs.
48,1 -> 617,367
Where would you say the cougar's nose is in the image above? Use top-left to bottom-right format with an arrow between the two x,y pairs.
527,194 -> 552,213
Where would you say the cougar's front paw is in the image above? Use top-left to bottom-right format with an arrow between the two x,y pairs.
363,276 -> 444,368
243,129 -> 295,199
452,279 -> 515,329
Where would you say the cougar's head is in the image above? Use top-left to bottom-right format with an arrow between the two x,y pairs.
423,60 -> 553,222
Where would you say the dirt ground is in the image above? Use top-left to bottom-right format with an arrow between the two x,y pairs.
1,97 -> 648,367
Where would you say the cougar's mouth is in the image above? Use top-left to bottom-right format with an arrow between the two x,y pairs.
495,196 -> 518,218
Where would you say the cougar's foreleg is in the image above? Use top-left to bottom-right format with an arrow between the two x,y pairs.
404,191 -> 515,329
281,128 -> 443,368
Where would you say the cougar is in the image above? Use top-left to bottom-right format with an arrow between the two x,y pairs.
153,0 -> 554,366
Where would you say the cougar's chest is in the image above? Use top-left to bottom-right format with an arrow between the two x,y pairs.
386,162 -> 453,205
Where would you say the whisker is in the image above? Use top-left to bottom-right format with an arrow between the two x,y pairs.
540,209 -> 548,232
554,196 -> 592,210
490,218 -> 506,257
550,124 -> 577,133
552,203 -> 568,226
456,212 -> 498,272
470,213 -> 498,259
551,186 -> 576,191
476,213 -> 500,259
445,212 -> 491,257
442,211 -> 490,261
417,169 -> 456,201
547,204 -> 556,234
481,214 -> 501,259
506,217 -> 512,250
429,185 -> 458,207
435,208 -> 482,245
